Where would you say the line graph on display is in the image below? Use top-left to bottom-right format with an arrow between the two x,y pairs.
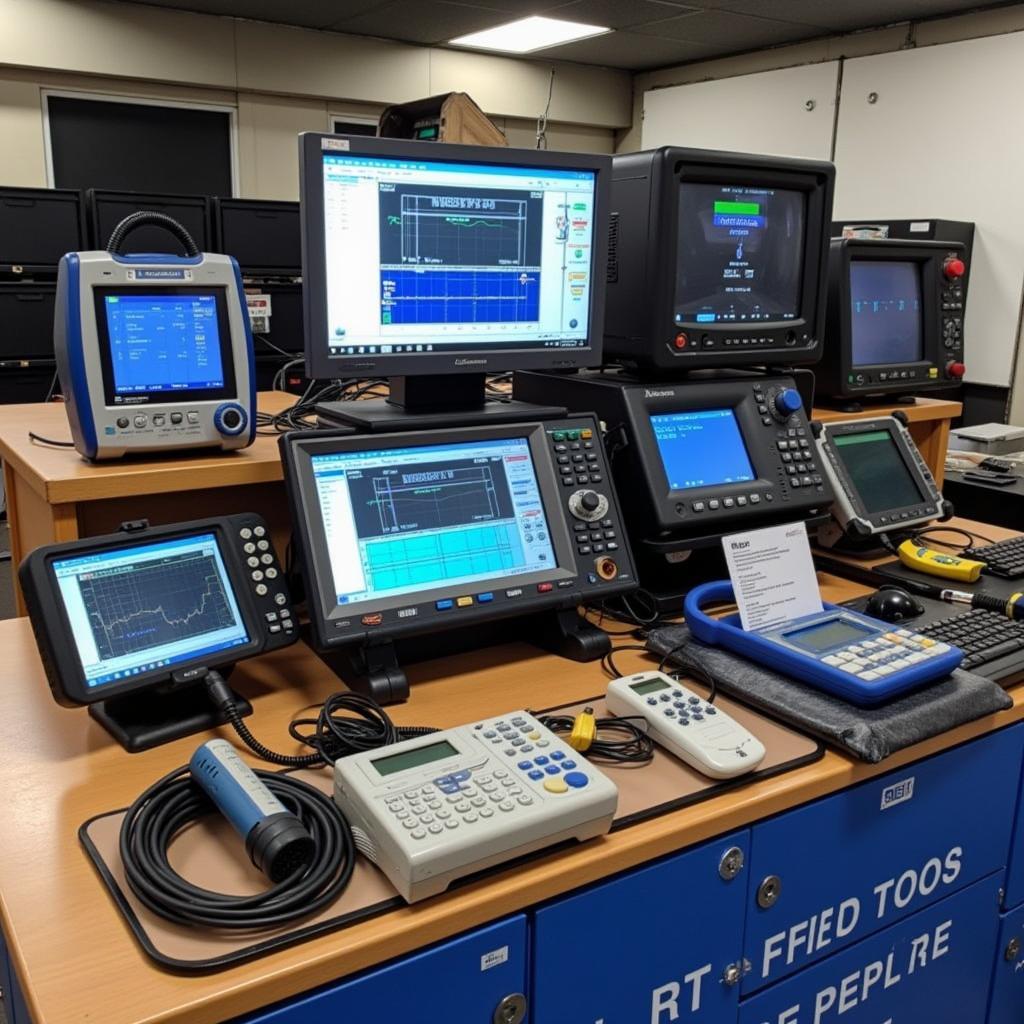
372,466 -> 502,533
78,553 -> 236,661
399,194 -> 528,266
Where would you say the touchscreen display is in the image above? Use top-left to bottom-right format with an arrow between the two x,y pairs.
651,409 -> 756,491
833,429 -> 926,514
311,437 -> 557,607
52,534 -> 249,688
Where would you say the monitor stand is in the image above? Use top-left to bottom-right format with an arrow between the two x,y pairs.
316,373 -> 565,432
306,609 -> 609,706
88,675 -> 253,753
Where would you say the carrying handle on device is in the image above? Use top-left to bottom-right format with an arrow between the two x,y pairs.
105,211 -> 201,257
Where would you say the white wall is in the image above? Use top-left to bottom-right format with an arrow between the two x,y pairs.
0,0 -> 628,199
642,62 -> 839,160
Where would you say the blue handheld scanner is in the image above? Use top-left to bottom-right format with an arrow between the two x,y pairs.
190,739 -> 314,882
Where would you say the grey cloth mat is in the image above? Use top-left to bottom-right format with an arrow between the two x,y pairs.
646,623 -> 1013,763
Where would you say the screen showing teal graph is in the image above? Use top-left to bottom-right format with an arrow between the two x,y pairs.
311,438 -> 557,606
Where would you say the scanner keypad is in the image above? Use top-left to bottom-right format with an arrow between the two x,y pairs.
819,630 -> 951,681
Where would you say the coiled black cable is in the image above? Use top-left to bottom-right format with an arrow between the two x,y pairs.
106,211 -> 200,257
119,766 -> 354,929
288,691 -> 437,766
534,712 -> 654,766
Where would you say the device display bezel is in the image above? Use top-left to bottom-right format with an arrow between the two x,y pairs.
298,132 -> 611,380
281,422 -> 580,649
21,520 -> 266,706
93,285 -> 238,406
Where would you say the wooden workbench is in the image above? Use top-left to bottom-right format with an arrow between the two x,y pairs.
0,567 -> 1020,1024
0,393 -> 963,615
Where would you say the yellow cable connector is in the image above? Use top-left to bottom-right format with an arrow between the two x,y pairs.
568,706 -> 597,752
897,539 -> 985,583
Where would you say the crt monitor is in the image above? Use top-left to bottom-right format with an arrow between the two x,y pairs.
298,133 -> 611,408
87,190 -> 211,252
603,146 -> 835,372
214,198 -> 301,276
817,237 -> 968,402
0,187 -> 85,274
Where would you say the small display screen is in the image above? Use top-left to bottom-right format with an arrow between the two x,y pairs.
834,429 -> 926,514
311,437 -> 557,608
674,183 -> 806,324
849,261 -> 923,366
651,409 -> 756,491
630,677 -> 671,695
94,286 -> 237,405
783,617 -> 875,654
52,533 -> 250,688
372,739 -> 460,777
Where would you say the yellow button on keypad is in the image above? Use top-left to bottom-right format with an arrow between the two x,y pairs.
543,778 -> 568,794
456,596 -> 473,608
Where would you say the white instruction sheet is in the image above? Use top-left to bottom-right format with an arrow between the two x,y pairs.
721,521 -> 823,632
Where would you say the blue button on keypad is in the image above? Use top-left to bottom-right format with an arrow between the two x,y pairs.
534,756 -> 549,766
550,751 -> 565,761
544,765 -> 560,775
561,760 -> 577,770
517,760 -> 532,770
564,772 -> 589,789
528,769 -> 544,781
478,592 -> 494,603
436,599 -> 454,610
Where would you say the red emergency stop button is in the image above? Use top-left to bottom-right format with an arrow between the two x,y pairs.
673,332 -> 688,350
943,257 -> 966,279
947,361 -> 966,379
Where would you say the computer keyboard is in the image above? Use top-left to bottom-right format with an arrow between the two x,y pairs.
918,608 -> 1024,676
966,536 -> 1024,579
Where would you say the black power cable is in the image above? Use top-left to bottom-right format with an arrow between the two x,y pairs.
534,710 -> 654,766
120,765 -> 354,929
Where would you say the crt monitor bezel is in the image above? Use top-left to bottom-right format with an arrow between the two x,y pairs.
298,132 -> 612,381
653,150 -> 833,353
280,422 -> 579,651
818,417 -> 937,527
621,379 -> 784,531
829,238 -> 948,383
19,520 -> 267,707
92,285 -> 238,406
213,197 -> 301,276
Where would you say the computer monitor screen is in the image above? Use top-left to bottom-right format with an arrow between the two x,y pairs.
311,436 -> 557,608
52,533 -> 249,689
849,260 -> 923,366
94,287 -> 236,404
651,409 -> 756,491
833,429 -> 926,513
317,151 -> 597,357
674,183 -> 806,325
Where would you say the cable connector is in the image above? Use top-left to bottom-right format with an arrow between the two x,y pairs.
204,670 -> 237,714
568,706 -> 597,752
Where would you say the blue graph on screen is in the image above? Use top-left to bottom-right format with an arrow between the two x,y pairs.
381,269 -> 540,326
363,523 -> 524,591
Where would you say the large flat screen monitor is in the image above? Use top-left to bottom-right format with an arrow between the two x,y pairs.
299,133 -> 611,384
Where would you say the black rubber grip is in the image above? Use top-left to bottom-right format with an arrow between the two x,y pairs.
105,211 -> 201,257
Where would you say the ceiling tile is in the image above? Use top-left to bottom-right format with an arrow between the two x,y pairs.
632,8 -> 826,49
543,0 -> 702,30
536,29 -> 719,69
125,0 -> 388,29
334,0 -> 529,44
695,0 -> 995,32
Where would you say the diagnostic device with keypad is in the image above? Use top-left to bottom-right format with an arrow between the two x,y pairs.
813,412 -> 951,550
333,711 -> 618,902
19,513 -> 295,749
54,215 -> 255,460
685,580 -> 963,705
281,416 -> 637,701
606,670 -> 765,778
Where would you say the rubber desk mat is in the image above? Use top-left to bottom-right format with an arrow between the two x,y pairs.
81,692 -> 822,973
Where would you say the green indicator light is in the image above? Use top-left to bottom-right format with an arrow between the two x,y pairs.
573,202 -> 587,210
714,200 -> 760,215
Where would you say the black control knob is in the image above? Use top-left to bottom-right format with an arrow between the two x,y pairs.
568,489 -> 609,522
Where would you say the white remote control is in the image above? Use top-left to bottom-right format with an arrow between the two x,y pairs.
606,670 -> 766,779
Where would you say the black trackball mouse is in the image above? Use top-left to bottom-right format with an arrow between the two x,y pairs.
865,586 -> 925,623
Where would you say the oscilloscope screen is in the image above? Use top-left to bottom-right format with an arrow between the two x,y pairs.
52,533 -> 250,688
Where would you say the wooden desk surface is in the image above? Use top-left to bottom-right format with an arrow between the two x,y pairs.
2,570 -> 1022,1024
811,396 -> 962,424
0,392 -> 296,505
0,393 -> 963,507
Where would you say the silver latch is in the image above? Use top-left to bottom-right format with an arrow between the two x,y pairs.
722,959 -> 751,987
757,875 -> 782,909
493,992 -> 527,1024
1006,937 -> 1021,963
719,846 -> 745,881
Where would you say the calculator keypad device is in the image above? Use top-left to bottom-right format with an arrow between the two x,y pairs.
819,629 -> 952,680
334,712 -> 618,902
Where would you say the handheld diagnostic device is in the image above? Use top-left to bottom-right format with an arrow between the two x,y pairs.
813,413 -> 952,551
333,710 -> 618,902
281,415 -> 637,701
19,513 -> 295,750
817,237 -> 968,403
606,670 -> 765,778
602,146 -> 835,372
54,212 -> 255,460
684,580 -> 963,705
